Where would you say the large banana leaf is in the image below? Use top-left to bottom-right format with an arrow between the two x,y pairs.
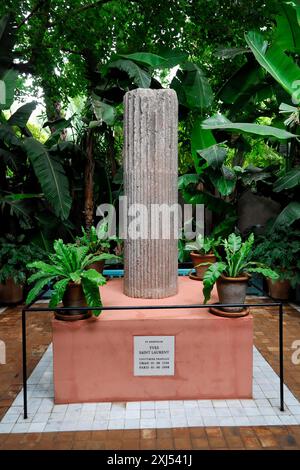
0,194 -> 33,229
209,165 -> 237,196
92,96 -> 116,126
0,14 -> 15,76
108,59 -> 151,88
218,61 -> 264,106
191,118 -> 216,173
202,114 -> 297,139
24,138 -> 72,220
8,101 -> 37,127
273,3 -> 300,53
181,63 -> 213,110
178,174 -> 200,190
158,49 -> 189,68
0,68 -> 17,110
273,168 -> 300,192
198,143 -> 227,169
44,117 -> 73,148
0,147 -> 18,170
170,69 -> 188,107
245,31 -> 300,97
117,52 -> 166,68
272,202 -> 300,228
0,122 -> 21,146
119,51 -> 188,69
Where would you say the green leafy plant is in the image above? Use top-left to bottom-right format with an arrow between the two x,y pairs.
244,3 -> 300,228
76,223 -> 123,260
202,233 -> 279,303
26,239 -> 111,315
178,3 -> 300,232
185,234 -> 220,255
253,226 -> 300,287
77,225 -> 110,254
0,234 -> 44,285
0,96 -> 73,222
202,114 -> 297,140
178,143 -> 275,222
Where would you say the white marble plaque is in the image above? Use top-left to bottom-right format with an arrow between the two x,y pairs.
134,336 -> 175,376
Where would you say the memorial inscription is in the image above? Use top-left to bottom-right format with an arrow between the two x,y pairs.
134,336 -> 175,376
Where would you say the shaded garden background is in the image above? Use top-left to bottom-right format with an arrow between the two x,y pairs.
0,0 -> 299,252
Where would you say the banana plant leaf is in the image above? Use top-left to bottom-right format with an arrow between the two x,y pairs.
202,114 -> 298,139
274,168 -> 300,192
0,195 -> 34,229
157,49 -> 189,68
0,14 -> 15,76
209,165 -> 237,196
217,61 -> 264,106
44,117 -> 73,148
108,59 -> 151,88
245,31 -> 300,97
170,69 -> 188,107
92,96 -> 116,126
178,174 -> 200,190
117,52 -> 167,68
198,143 -> 227,169
273,3 -> 300,53
7,101 -> 37,128
181,62 -> 213,110
0,68 -> 17,110
23,138 -> 72,220
191,117 -> 216,174
272,202 -> 300,228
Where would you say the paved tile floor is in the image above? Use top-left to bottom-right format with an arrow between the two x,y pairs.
0,298 -> 300,449
1,345 -> 300,434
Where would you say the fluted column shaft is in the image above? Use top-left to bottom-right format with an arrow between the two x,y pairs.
123,89 -> 178,298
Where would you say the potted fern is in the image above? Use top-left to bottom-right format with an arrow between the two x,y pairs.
26,239 -> 111,321
76,224 -> 122,273
201,233 -> 279,316
185,234 -> 219,280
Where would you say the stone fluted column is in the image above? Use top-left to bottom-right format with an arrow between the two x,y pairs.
123,89 -> 178,298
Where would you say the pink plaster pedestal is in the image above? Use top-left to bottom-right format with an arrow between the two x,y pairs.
52,277 -> 253,404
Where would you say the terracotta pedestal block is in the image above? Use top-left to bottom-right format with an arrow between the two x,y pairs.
52,278 -> 253,404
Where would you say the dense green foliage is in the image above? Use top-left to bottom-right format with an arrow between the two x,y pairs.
0,0 -> 299,291
76,224 -> 122,258
253,227 -> 300,287
0,1 -> 278,109
0,234 -> 44,284
185,234 -> 219,255
201,233 -> 279,303
26,239 -> 108,314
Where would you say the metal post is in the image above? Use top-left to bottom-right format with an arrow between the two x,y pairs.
19,297 -> 286,419
279,303 -> 284,412
22,309 -> 28,419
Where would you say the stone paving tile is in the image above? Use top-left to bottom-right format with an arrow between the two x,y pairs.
0,300 -> 300,449
2,341 -> 299,432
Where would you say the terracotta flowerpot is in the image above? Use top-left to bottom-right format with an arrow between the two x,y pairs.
0,278 -> 23,304
88,260 -> 105,274
267,278 -> 290,300
190,252 -> 216,280
55,282 -> 91,321
216,274 -> 250,312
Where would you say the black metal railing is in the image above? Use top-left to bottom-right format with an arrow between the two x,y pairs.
20,278 -> 285,420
